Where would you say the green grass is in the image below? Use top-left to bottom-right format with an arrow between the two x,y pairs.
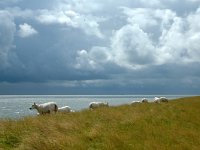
0,96 -> 200,150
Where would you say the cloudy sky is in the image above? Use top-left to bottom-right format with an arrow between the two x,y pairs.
0,0 -> 200,95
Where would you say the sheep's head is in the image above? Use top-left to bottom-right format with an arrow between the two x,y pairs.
29,102 -> 37,110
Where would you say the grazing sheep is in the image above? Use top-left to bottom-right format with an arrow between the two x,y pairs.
159,97 -> 169,102
130,101 -> 141,105
58,106 -> 74,113
29,102 -> 58,115
154,97 -> 160,103
154,97 -> 169,103
141,98 -> 148,103
89,102 -> 109,109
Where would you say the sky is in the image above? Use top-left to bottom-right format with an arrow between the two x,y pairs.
0,0 -> 200,95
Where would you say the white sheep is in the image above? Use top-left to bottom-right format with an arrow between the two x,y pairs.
154,97 -> 168,103
58,106 -> 74,113
141,98 -> 148,103
89,102 -> 109,109
130,101 -> 141,105
154,97 -> 160,103
29,102 -> 58,115
159,97 -> 169,102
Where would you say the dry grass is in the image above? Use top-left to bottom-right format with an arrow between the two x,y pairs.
0,96 -> 200,150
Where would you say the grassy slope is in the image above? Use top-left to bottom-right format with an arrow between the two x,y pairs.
0,96 -> 200,150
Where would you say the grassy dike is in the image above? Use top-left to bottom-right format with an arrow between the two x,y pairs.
0,96 -> 200,150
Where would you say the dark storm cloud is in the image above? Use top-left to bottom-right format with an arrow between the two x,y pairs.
0,0 -> 200,94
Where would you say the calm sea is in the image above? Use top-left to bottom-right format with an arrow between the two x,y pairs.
0,95 -> 185,119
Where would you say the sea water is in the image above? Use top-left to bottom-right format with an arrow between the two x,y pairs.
0,95 -> 184,119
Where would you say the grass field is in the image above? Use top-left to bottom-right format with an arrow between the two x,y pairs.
0,96 -> 200,150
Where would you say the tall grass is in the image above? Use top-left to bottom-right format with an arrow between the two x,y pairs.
0,96 -> 200,149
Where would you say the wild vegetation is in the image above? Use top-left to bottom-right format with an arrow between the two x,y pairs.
0,96 -> 200,150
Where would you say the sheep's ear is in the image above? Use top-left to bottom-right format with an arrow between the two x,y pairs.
34,102 -> 36,105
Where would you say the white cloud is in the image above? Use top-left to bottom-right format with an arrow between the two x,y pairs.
36,9 -> 104,38
157,7 -> 200,64
122,8 -> 158,29
185,8 -> 200,62
122,7 -> 176,32
157,17 -> 186,63
75,46 -> 110,70
56,0 -> 104,14
187,7 -> 200,31
75,49 -> 95,70
6,7 -> 34,19
75,24 -> 157,70
18,23 -> 38,38
111,24 -> 156,69
36,9 -> 73,25
0,10 -> 16,69
75,5 -> 200,71
113,6 -> 200,66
